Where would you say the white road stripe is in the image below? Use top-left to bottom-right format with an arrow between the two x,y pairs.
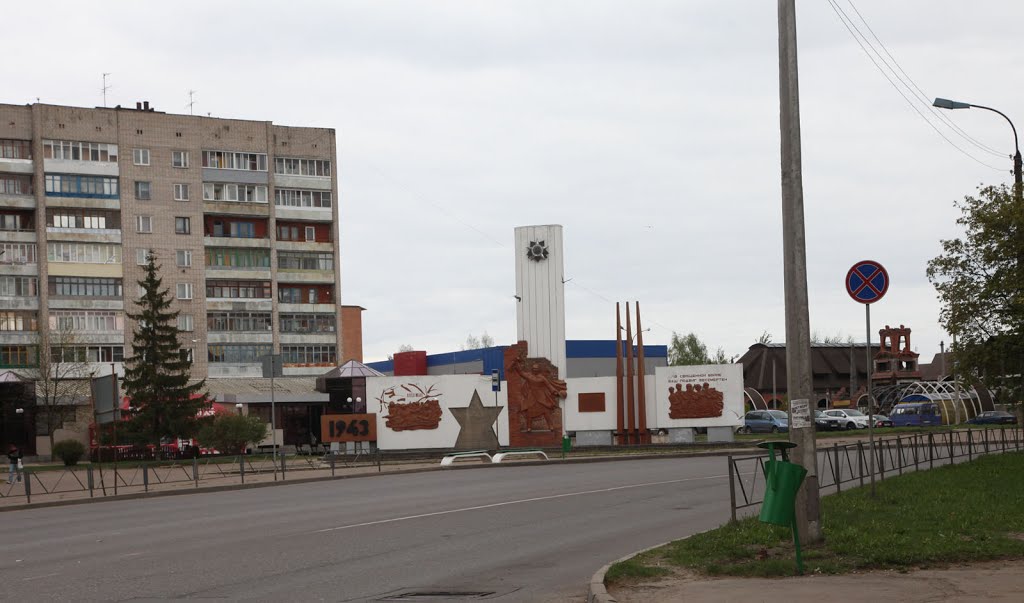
22,572 -> 60,581
312,473 -> 729,533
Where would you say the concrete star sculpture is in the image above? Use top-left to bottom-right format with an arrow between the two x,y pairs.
449,390 -> 504,450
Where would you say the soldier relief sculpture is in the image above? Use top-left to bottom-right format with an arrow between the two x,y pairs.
504,341 -> 566,446
668,382 -> 724,419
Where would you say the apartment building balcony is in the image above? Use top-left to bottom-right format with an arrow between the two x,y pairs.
47,298 -> 123,311
47,263 -> 122,279
0,263 -> 38,277
0,332 -> 38,345
0,193 -> 35,210
204,299 -> 273,312
0,297 -> 40,311
69,332 -> 127,345
272,174 -> 332,190
0,157 -> 33,174
274,240 -> 333,253
279,332 -> 337,345
204,267 -> 271,281
202,200 -> 270,218
1,231 -> 37,244
276,302 -> 336,314
43,159 -> 119,177
273,206 -> 332,222
45,196 -> 121,211
207,332 -> 273,345
203,236 -> 271,249
45,227 -> 122,244
276,269 -> 335,284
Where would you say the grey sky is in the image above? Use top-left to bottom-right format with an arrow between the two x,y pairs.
8,1 -> 1022,362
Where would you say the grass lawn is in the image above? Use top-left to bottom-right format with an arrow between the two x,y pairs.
607,450 -> 1024,583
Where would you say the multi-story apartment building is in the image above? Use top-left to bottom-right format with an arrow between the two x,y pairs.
0,101 -> 350,386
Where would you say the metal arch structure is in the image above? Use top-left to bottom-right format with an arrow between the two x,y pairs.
744,387 -> 769,411
855,380 -> 991,424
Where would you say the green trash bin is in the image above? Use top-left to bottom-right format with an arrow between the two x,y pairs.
759,460 -> 808,526
561,435 -> 572,453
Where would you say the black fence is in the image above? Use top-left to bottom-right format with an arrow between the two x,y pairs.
727,427 -> 1023,521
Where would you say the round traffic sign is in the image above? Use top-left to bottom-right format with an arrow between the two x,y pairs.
846,260 -> 888,304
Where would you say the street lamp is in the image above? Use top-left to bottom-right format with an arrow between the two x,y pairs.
933,97 -> 1023,199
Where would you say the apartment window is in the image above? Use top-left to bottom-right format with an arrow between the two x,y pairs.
173,184 -> 190,201
206,312 -> 272,332
1,212 -> 33,232
202,183 -> 267,203
42,140 -> 118,162
136,216 -> 153,233
278,251 -> 333,271
177,314 -> 194,332
274,188 -> 332,208
136,248 -> 152,266
274,157 -> 331,177
45,174 -> 119,198
48,277 -> 122,298
49,311 -> 122,332
205,247 -> 270,269
207,344 -> 273,364
133,148 -> 150,166
134,181 -> 151,200
305,226 -> 317,241
0,243 -> 37,265
176,283 -> 193,300
0,174 -> 33,195
281,345 -> 336,365
279,313 -> 335,333
51,346 -> 124,363
46,242 -> 121,264
179,349 -> 194,364
201,150 -> 267,171
231,222 -> 255,238
0,345 -> 36,368
0,312 -> 38,331
278,286 -> 329,304
175,217 -> 191,234
205,279 -> 272,299
0,139 -> 32,160
47,209 -> 115,230
176,250 -> 192,267
172,150 -> 190,168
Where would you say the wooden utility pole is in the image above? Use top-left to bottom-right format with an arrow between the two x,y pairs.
778,0 -> 821,542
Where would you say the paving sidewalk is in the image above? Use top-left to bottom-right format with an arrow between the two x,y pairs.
606,560 -> 1024,602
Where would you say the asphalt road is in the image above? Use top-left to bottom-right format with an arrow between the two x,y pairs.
0,456 -> 735,602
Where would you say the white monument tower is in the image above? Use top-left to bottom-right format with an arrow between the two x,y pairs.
514,225 -> 567,379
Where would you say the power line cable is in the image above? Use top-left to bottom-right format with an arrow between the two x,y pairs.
841,0 -> 1006,158
825,0 -> 1004,172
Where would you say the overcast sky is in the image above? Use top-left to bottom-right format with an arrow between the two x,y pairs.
8,1 -> 1023,363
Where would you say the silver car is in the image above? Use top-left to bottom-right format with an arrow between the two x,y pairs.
823,409 -> 870,430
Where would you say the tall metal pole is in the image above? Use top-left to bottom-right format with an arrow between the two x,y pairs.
952,332 -> 961,425
615,303 -> 625,444
778,0 -> 820,542
624,303 -> 636,445
865,306 -> 875,496
635,302 -> 648,445
271,355 -> 278,481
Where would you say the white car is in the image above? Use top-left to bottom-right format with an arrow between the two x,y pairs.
823,409 -> 870,430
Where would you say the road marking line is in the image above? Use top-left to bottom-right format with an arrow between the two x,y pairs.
312,474 -> 728,533
22,572 -> 60,581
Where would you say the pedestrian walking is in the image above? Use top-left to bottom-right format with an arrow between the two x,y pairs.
7,444 -> 23,484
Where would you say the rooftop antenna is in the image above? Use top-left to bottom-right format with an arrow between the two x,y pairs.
187,89 -> 197,115
102,73 -> 112,107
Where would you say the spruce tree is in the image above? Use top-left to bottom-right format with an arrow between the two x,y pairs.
122,253 -> 209,446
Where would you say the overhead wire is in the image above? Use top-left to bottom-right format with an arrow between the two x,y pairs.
825,0 -> 1005,172
842,0 -> 1006,158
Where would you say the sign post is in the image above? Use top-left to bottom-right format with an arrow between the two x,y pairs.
491,369 -> 501,450
845,260 -> 889,497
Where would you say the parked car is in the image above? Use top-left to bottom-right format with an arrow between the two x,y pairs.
739,410 -> 789,434
823,409 -> 870,430
890,402 -> 944,427
814,410 -> 843,431
869,414 -> 894,428
966,410 -> 1018,425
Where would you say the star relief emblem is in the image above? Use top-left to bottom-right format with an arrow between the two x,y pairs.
527,240 -> 549,262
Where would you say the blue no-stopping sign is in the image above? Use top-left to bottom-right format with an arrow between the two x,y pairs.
846,260 -> 888,304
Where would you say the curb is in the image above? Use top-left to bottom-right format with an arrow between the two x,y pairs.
1,448 -> 748,513
587,540 -> 673,603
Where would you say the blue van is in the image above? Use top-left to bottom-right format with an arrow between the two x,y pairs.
890,402 -> 943,427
